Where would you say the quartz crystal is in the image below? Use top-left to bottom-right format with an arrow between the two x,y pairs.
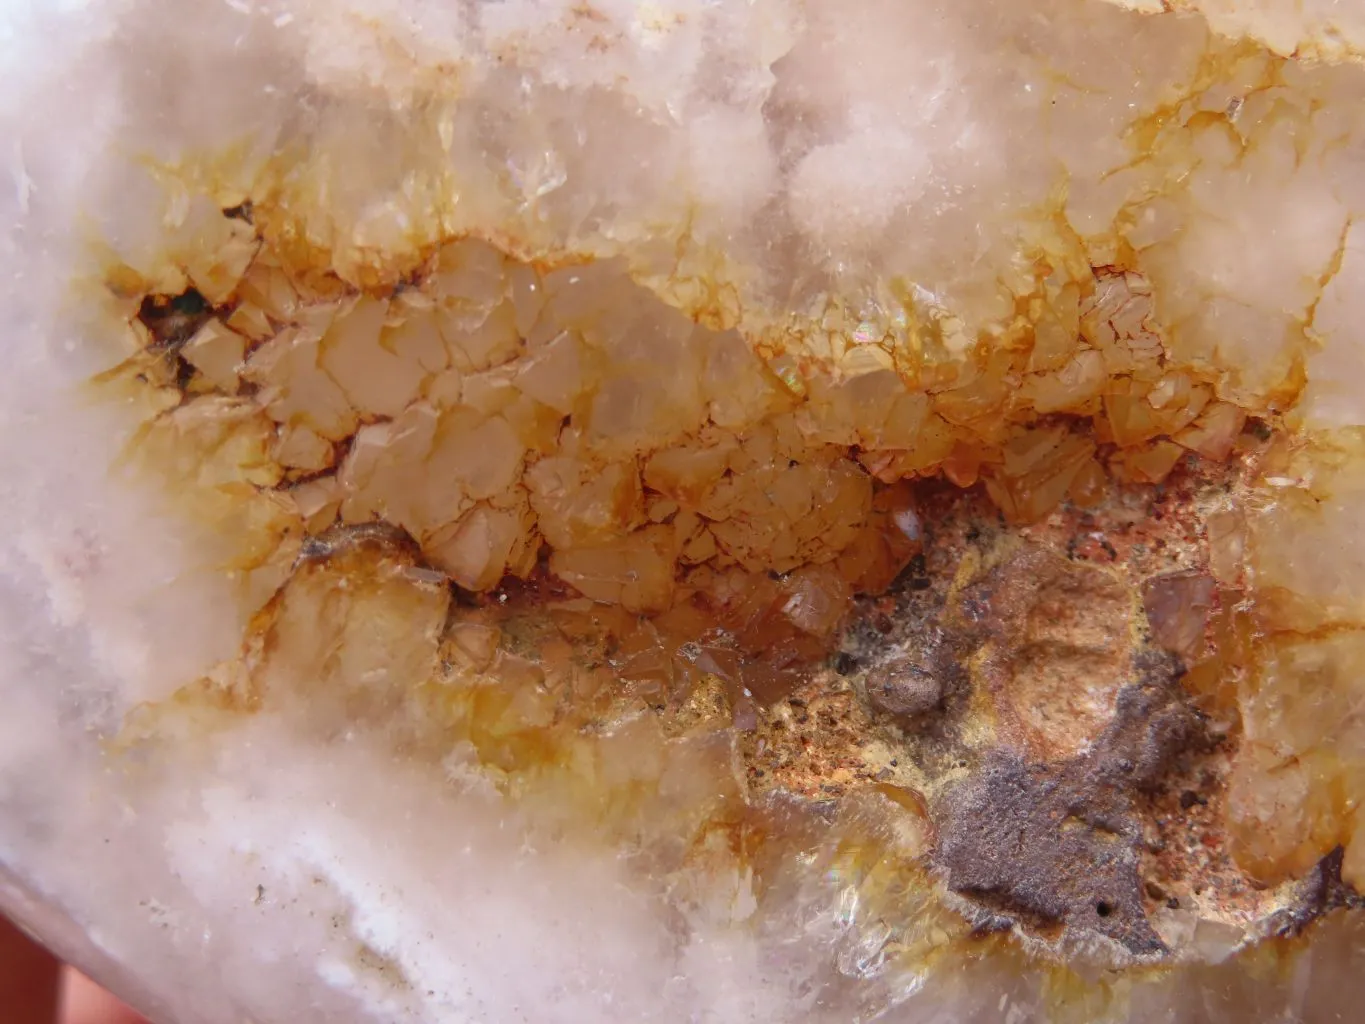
4,0 -> 1365,1021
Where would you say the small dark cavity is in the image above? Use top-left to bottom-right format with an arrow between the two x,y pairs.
137,287 -> 213,351
223,200 -> 254,224
174,356 -> 196,391
169,289 -> 209,316
1179,790 -> 1205,810
893,552 -> 932,593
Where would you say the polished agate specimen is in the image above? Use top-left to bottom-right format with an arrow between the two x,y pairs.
3,0 -> 1365,1021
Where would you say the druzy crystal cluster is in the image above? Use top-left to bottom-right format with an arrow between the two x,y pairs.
4,0 -> 1365,1021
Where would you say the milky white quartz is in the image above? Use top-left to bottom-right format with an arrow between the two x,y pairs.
1117,0 -> 1365,59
